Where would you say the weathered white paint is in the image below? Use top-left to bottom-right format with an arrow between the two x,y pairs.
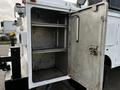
105,10 -> 120,68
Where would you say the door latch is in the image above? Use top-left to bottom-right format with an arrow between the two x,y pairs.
89,45 -> 98,56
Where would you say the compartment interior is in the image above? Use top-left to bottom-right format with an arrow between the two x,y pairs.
31,8 -> 67,24
32,52 -> 68,82
32,27 -> 65,50
31,7 -> 69,82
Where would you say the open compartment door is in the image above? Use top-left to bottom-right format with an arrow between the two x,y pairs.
69,2 -> 108,90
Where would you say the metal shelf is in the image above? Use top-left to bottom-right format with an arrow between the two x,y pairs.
32,22 -> 67,28
32,48 -> 66,54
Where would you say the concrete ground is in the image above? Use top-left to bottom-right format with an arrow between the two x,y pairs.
0,45 -> 9,90
103,67 -> 120,90
0,45 -> 120,90
0,71 -> 6,90
0,45 -> 9,56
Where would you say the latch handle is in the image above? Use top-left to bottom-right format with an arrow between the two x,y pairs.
75,16 -> 80,43
89,45 -> 98,56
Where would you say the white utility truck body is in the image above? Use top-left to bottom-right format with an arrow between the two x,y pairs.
14,0 -> 120,90
105,10 -> 120,68
18,0 -> 108,90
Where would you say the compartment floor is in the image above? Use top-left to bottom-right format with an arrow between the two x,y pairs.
32,68 -> 66,82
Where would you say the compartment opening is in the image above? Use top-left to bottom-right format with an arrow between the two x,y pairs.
31,7 -> 69,83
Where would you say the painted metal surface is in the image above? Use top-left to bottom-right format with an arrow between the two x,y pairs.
69,2 -> 107,90
105,10 -> 120,68
26,0 -> 79,12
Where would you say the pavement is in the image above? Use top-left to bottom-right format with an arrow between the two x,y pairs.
103,67 -> 120,90
0,71 -> 6,90
0,45 -> 9,56
0,45 -> 9,90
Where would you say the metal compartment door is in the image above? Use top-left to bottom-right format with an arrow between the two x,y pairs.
69,2 -> 108,90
